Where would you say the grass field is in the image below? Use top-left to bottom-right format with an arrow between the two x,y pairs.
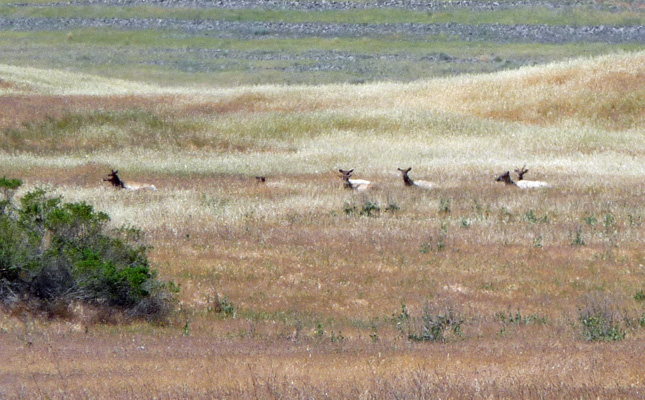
1,0 -> 645,395
0,49 -> 644,398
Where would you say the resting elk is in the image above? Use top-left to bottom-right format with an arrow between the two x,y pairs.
338,169 -> 371,192
495,170 -> 549,189
397,167 -> 433,190
103,170 -> 157,191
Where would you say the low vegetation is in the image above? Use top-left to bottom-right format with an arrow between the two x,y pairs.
0,178 -> 175,321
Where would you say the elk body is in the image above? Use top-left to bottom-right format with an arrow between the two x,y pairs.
397,167 -> 433,190
495,171 -> 549,189
339,169 -> 371,192
104,170 -> 157,191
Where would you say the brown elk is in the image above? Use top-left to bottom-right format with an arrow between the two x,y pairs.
495,170 -> 549,189
103,170 -> 157,191
397,167 -> 433,190
338,169 -> 371,191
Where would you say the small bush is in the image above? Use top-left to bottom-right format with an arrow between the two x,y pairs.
0,184 -> 176,321
360,201 -> 381,217
392,302 -> 410,332
395,303 -> 463,342
343,200 -> 381,217
209,294 -> 236,318
578,294 -> 626,342
385,201 -> 400,213
635,290 -> 645,302
409,306 -> 463,342
572,225 -> 586,246
439,197 -> 451,214
496,308 -> 548,325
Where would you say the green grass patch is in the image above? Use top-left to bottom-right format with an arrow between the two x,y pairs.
3,29 -> 642,57
0,5 -> 643,26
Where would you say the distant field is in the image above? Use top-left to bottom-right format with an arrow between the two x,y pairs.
0,50 -> 644,398
0,0 -> 643,86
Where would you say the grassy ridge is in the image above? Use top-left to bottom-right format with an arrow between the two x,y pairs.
2,51 -> 643,128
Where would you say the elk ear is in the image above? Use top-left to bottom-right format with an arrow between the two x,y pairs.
397,168 -> 404,172
406,167 -> 412,172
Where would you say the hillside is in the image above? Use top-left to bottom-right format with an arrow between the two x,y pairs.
1,48 -> 645,400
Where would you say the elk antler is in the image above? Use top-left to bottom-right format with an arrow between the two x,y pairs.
514,166 -> 529,181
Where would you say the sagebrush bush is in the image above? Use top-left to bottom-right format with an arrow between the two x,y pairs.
0,182 -> 176,321
578,294 -> 626,342
394,302 -> 464,342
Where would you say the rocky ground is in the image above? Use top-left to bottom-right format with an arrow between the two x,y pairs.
2,17 -> 644,43
52,0 -> 641,12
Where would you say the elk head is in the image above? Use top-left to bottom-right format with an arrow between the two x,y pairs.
495,171 -> 514,185
104,169 -> 125,189
338,169 -> 354,189
397,167 -> 414,186
514,166 -> 529,181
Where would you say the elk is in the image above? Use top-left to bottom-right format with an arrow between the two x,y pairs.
103,170 -> 157,191
514,166 -> 529,181
255,176 -> 267,183
397,167 -> 433,190
495,171 -> 549,189
339,169 -> 371,192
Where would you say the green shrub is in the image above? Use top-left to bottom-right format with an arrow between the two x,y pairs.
343,200 -> 382,217
360,201 -> 381,217
395,303 -> 463,342
439,197 -> 451,214
635,290 -> 645,302
572,225 -> 586,246
0,184 -> 176,321
210,294 -> 236,318
578,295 -> 626,342
579,313 -> 625,342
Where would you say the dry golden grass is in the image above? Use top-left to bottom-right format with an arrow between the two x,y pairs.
1,52 -> 644,398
